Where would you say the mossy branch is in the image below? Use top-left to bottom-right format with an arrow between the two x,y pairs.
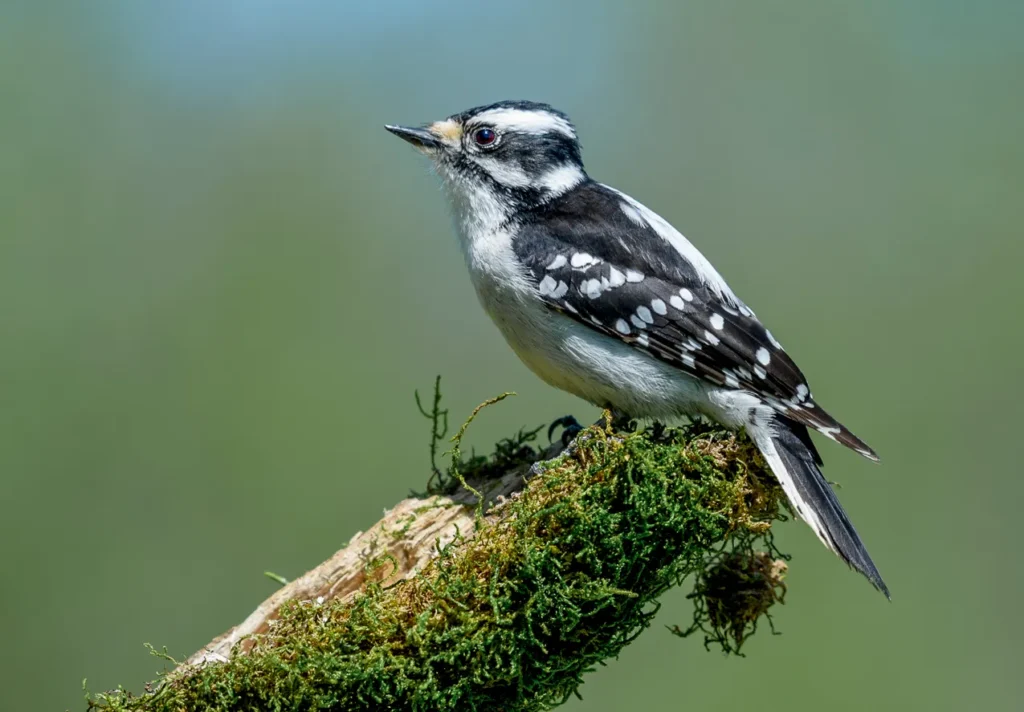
87,390 -> 791,712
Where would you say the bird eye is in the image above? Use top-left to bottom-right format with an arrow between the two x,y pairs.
473,127 -> 497,146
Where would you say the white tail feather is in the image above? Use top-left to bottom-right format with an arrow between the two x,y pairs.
748,425 -> 838,555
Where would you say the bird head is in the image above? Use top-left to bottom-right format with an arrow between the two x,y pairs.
386,101 -> 587,214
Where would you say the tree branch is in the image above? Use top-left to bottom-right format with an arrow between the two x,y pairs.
88,406 -> 790,712
186,440 -> 552,668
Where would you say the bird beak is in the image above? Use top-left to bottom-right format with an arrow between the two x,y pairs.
385,124 -> 443,154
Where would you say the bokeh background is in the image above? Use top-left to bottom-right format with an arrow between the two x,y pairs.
3,1 -> 1022,710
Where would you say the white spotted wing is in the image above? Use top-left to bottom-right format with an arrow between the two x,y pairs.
512,182 -> 878,460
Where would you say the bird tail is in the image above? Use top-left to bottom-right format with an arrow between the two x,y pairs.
750,418 -> 889,598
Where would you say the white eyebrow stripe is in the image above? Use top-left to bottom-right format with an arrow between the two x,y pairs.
471,108 -> 576,138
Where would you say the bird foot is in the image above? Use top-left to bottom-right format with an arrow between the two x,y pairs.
548,415 -> 584,448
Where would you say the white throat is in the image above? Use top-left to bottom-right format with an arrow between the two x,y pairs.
438,165 -> 512,245
437,160 -> 585,245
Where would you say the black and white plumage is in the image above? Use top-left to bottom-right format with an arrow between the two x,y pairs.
387,100 -> 888,596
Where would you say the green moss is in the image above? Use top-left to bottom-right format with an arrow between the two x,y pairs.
88,413 -> 789,712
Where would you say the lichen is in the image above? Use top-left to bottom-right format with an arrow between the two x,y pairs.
88,406 -> 789,712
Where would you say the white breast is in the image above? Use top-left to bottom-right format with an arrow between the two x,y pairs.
456,222 -> 717,419
443,169 -> 744,422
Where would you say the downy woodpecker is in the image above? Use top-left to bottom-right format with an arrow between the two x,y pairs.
387,101 -> 887,596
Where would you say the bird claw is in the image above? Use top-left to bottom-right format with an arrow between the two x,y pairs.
548,415 -> 584,447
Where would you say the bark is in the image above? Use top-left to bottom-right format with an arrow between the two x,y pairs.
184,442 -> 561,669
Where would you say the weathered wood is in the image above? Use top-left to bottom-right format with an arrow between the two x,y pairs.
184,442 -> 561,668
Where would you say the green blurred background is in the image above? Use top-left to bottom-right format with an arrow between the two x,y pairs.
2,1 -> 1022,710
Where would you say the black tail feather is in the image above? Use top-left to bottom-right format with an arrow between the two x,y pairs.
773,419 -> 890,598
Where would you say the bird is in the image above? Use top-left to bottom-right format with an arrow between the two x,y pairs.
386,100 -> 887,597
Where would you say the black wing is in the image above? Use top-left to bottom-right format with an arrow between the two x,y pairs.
514,182 -> 877,460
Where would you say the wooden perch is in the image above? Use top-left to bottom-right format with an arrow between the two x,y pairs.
88,404 -> 789,712
186,441 -> 560,668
